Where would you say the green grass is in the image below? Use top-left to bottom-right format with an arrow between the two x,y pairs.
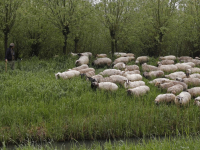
0,56 -> 200,146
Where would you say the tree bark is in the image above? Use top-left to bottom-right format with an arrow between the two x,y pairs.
74,36 -> 79,53
110,29 -> 115,58
62,25 -> 70,55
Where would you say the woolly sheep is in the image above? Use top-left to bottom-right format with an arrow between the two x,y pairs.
189,73 -> 200,79
159,55 -> 176,60
177,56 -> 193,62
158,64 -> 178,72
81,71 -> 95,79
125,65 -> 139,71
71,52 -> 78,56
79,68 -> 95,74
127,85 -> 150,96
91,82 -> 118,91
124,80 -> 145,89
191,59 -> 200,66
195,57 -> 200,60
165,71 -> 186,80
123,74 -> 143,82
113,56 -> 135,65
190,67 -> 200,73
55,70 -> 80,79
175,92 -> 191,106
123,70 -> 141,75
194,96 -> 200,106
182,62 -> 195,67
99,69 -> 122,76
149,78 -> 170,85
135,56 -> 149,64
167,84 -> 183,95
165,80 -> 188,91
110,75 -> 128,85
87,75 -> 103,82
114,52 -> 127,57
96,54 -> 107,58
92,58 -> 112,67
155,94 -> 176,104
142,63 -> 158,72
78,52 -> 92,57
175,63 -> 192,71
72,64 -> 89,71
143,70 -> 164,79
113,62 -> 126,70
157,60 -> 174,66
156,80 -> 187,91
187,87 -> 200,97
75,56 -> 89,67
183,78 -> 200,86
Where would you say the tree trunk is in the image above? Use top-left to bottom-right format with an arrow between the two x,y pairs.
74,37 -> 79,53
4,32 -> 8,56
110,29 -> 115,58
62,25 -> 70,55
115,39 -> 118,52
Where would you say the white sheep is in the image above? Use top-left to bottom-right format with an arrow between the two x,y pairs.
75,56 -> 89,66
127,85 -> 150,96
113,56 -> 135,65
158,64 -> 178,72
55,70 -> 80,79
124,80 -> 145,89
78,52 -> 92,57
149,78 -> 170,85
167,84 -> 183,95
114,52 -> 127,57
175,63 -> 192,71
125,65 -> 139,71
194,96 -> 200,107
91,82 -> 118,91
177,56 -> 193,62
182,62 -> 195,67
113,62 -> 126,70
72,64 -> 89,71
142,63 -> 158,72
189,73 -> 200,79
155,94 -> 176,104
87,75 -> 103,82
157,60 -> 174,65
191,59 -> 200,66
92,58 -> 112,67
135,56 -> 149,64
99,69 -> 122,76
70,52 -> 78,56
183,78 -> 200,86
159,55 -> 176,60
187,87 -> 200,97
79,68 -> 95,74
165,71 -> 186,80
123,74 -> 143,82
190,67 -> 200,73
81,71 -> 95,79
123,70 -> 141,75
96,54 -> 107,58
143,70 -> 164,79
174,92 -> 191,106
110,75 -> 128,85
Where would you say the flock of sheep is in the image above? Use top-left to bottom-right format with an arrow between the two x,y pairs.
55,52 -> 200,107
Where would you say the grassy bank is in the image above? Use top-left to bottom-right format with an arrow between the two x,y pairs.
0,56 -> 200,145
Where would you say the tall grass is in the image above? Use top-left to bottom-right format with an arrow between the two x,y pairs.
0,56 -> 200,145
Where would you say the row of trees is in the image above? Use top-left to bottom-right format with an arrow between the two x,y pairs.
0,0 -> 200,60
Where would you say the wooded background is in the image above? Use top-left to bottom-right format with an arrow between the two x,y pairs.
0,0 -> 200,59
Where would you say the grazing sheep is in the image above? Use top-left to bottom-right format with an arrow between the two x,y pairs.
186,69 -> 192,77
99,69 -> 122,76
143,70 -> 164,79
126,53 -> 135,57
158,64 -> 178,72
167,84 -> 183,95
97,77 -> 115,83
81,71 -> 95,79
135,56 -> 149,64
155,94 -> 176,104
55,70 -> 80,79
124,80 -> 145,89
124,74 -> 143,82
123,70 -> 141,75
157,60 -> 174,65
194,96 -> 200,106
191,59 -> 200,66
174,92 -> 191,106
149,78 -> 170,85
96,54 -> 107,58
79,68 -> 95,74
87,75 -> 103,82
113,56 -> 135,65
71,52 -> 78,56
159,55 -> 176,60
187,87 -> 200,97
75,56 -> 89,67
157,82 -> 175,90
92,58 -> 112,67
164,80 -> 188,91
189,73 -> 200,79
127,85 -> 150,96
190,67 -> 200,73
195,57 -> 200,60
142,63 -> 158,71
165,71 -> 186,80
113,62 -> 126,70
91,82 -> 118,91
114,52 -> 127,57
182,62 -> 195,67
72,64 -> 89,71
78,52 -> 92,57
125,65 -> 139,71
175,63 -> 192,71
177,56 -> 193,62
183,78 -> 200,86
110,75 -> 128,85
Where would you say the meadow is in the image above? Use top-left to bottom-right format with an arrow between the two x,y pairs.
0,55 -> 200,147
